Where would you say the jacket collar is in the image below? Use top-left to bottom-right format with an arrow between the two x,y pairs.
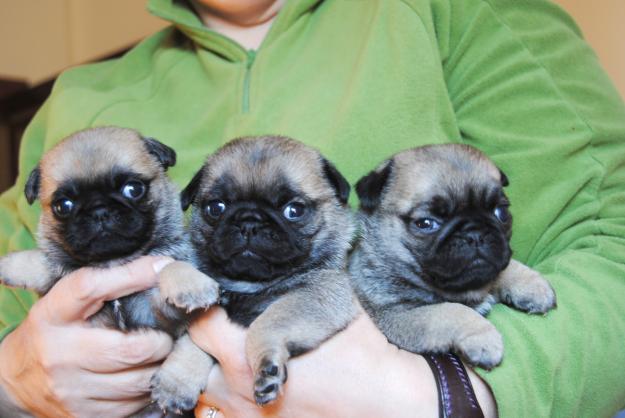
147,0 -> 323,61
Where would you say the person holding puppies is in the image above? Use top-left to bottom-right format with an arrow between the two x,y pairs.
1,0 -> 625,417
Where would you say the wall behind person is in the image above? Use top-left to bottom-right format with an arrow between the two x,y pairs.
0,1 -> 623,95
554,0 -> 625,99
0,1 -> 167,193
0,0 -> 167,85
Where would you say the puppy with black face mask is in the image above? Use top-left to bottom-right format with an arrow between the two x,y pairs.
178,135 -> 357,406
350,144 -> 556,369
0,127 -> 219,415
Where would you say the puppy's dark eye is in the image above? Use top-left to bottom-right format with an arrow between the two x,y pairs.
414,218 -> 441,232
52,198 -> 74,218
494,205 -> 510,223
283,202 -> 306,221
121,181 -> 146,200
205,200 -> 227,218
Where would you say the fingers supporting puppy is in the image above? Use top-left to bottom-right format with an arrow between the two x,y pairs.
44,256 -> 174,324
194,364 -> 228,418
189,307 -> 248,371
83,365 -> 160,400
89,396 -> 152,418
70,328 -> 173,373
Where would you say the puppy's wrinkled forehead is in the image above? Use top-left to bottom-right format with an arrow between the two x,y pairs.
39,127 -> 161,201
389,144 -> 503,213
201,136 -> 331,200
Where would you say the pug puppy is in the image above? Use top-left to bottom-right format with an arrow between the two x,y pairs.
177,135 -> 357,406
350,144 -> 556,369
0,127 -> 219,416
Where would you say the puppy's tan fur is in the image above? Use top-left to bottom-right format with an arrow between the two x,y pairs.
0,127 -> 220,417
166,136 -> 357,407
350,144 -> 556,368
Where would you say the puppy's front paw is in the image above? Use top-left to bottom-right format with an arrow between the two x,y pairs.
168,279 -> 219,312
0,250 -> 55,293
150,366 -> 203,414
159,261 -> 220,312
253,356 -> 288,406
455,323 -> 503,370
502,273 -> 556,314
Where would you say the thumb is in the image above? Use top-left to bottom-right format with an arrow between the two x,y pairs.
44,256 -> 174,324
189,307 -> 248,366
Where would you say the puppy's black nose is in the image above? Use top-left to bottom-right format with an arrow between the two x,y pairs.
90,206 -> 110,221
240,222 -> 258,237
465,230 -> 485,246
234,208 -> 267,238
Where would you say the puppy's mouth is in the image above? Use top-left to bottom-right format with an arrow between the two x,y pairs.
423,249 -> 510,291
423,261 -> 497,292
204,226 -> 311,277
238,249 -> 262,260
61,217 -> 154,264
213,243 -> 307,280
224,242 -> 304,263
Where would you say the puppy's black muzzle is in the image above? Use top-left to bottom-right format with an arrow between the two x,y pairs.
423,214 -> 511,292
209,205 -> 310,281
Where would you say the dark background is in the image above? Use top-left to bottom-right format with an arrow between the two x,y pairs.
0,48 -> 128,194
0,77 -> 54,193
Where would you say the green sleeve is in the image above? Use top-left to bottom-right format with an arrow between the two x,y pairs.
436,0 -> 625,416
0,100 -> 51,341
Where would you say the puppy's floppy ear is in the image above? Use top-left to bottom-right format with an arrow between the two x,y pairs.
355,160 -> 394,213
24,165 -> 41,205
143,137 -> 177,170
321,158 -> 350,205
498,168 -> 509,187
181,167 -> 205,211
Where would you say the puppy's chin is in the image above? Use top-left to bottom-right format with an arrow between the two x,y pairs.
217,251 -> 300,281
61,231 -> 149,264
208,228 -> 310,282
423,255 -> 510,292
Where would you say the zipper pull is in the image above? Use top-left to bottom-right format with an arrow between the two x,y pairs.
247,49 -> 257,68
242,49 -> 257,113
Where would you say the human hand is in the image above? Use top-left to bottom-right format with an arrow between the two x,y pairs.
0,256 -> 175,418
190,307 -> 443,418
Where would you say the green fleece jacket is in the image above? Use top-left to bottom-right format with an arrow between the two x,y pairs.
1,0 -> 624,416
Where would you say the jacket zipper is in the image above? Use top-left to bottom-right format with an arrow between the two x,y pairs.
242,49 -> 257,113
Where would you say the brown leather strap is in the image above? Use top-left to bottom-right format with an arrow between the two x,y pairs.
423,353 -> 484,418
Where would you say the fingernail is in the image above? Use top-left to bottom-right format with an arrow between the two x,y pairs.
153,257 -> 174,273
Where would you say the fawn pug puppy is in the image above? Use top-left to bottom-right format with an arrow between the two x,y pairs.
350,143 -> 556,368
178,135 -> 357,406
0,127 -> 219,416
